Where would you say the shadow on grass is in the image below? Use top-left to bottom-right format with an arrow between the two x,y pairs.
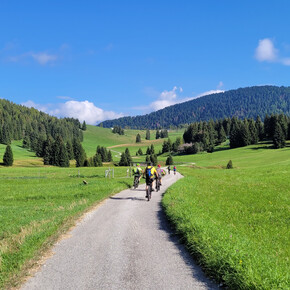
118,181 -> 132,188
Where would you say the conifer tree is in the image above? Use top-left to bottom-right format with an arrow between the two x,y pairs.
73,138 -> 87,167
3,145 -> 13,166
136,133 -> 141,143
146,129 -> 150,140
248,119 -> 258,144
165,155 -> 173,165
150,154 -> 158,166
255,116 -> 264,140
137,148 -> 143,155
82,121 -> 87,131
273,122 -> 286,149
119,152 -> 129,166
66,141 -> 74,160
58,142 -> 70,167
93,153 -> 103,166
155,130 -> 160,139
108,150 -> 113,162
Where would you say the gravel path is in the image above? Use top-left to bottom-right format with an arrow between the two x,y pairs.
22,171 -> 217,290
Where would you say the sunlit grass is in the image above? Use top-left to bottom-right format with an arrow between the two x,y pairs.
0,167 -> 131,289
162,144 -> 290,289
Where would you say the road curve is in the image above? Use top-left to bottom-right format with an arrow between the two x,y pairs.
22,171 -> 217,290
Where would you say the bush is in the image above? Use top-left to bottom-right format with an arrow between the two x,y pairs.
226,160 -> 233,169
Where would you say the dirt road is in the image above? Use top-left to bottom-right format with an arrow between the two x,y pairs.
22,171 -> 217,290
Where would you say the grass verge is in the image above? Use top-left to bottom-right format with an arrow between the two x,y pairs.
0,167 -> 131,289
162,146 -> 289,289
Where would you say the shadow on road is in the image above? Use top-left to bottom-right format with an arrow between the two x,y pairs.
109,196 -> 146,202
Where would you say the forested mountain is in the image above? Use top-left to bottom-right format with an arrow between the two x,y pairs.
100,86 -> 290,129
0,99 -> 85,166
0,99 -> 83,145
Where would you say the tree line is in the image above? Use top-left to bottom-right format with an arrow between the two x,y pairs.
100,86 -> 290,129
182,113 -> 290,154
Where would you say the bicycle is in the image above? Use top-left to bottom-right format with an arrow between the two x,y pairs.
146,181 -> 153,201
133,175 -> 140,189
156,177 -> 161,192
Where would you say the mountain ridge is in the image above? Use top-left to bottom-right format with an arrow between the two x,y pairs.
100,85 -> 290,129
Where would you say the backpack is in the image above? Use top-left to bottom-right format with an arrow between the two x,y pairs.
146,166 -> 153,179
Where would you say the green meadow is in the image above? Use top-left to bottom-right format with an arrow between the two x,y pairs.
82,125 -> 184,161
0,126 -> 289,289
0,167 -> 131,289
162,142 -> 290,289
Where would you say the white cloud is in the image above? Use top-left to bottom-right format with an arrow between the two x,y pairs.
150,86 -> 182,111
22,100 -> 123,125
255,38 -> 278,62
194,90 -> 224,99
255,38 -> 290,66
31,52 -> 57,65
147,86 -> 224,112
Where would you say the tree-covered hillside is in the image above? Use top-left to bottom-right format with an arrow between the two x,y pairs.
100,86 -> 290,129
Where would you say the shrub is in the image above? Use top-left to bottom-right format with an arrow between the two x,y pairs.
226,160 -> 233,169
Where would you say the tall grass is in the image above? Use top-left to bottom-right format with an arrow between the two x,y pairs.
162,144 -> 290,289
0,167 -> 131,289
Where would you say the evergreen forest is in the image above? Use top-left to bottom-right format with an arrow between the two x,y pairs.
100,86 -> 290,129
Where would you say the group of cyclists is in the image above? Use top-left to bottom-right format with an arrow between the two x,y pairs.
132,162 -> 176,199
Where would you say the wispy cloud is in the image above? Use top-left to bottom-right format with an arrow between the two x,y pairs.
22,100 -> 123,125
31,52 -> 57,65
1,43 -> 68,65
136,85 -> 225,113
255,38 -> 290,66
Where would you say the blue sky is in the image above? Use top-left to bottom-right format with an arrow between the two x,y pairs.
1,1 -> 290,124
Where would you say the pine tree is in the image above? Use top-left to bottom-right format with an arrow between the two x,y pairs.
108,150 -> 113,162
145,155 -> 150,163
125,148 -> 132,164
136,133 -> 141,143
3,145 -> 13,166
73,138 -> 87,167
58,142 -> 70,167
137,148 -> 143,155
273,122 -> 286,149
255,116 -> 264,140
66,141 -> 74,160
43,136 -> 54,165
150,154 -> 158,166
155,130 -> 160,139
150,144 -> 155,154
165,155 -> 173,165
93,153 -> 103,167
82,121 -> 87,131
248,119 -> 258,144
119,152 -> 129,166
146,129 -> 150,140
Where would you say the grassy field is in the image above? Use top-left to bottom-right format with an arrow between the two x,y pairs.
1,127 -> 289,288
82,125 -> 184,161
0,166 -> 131,289
162,142 -> 290,289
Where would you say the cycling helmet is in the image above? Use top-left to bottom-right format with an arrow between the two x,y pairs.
137,163 -> 140,166
158,164 -> 161,168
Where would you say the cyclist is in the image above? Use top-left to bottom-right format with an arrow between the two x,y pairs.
132,163 -> 143,188
167,165 -> 171,174
173,165 -> 177,175
143,162 -> 157,198
156,164 -> 163,186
